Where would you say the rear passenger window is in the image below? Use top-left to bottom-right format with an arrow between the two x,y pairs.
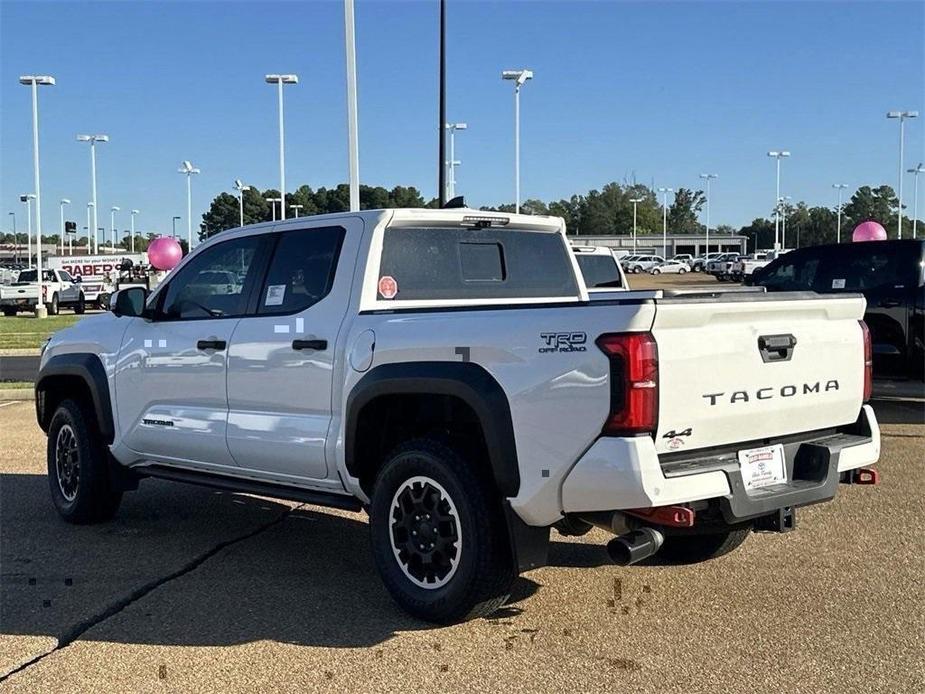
258,226 -> 344,314
379,227 -> 578,300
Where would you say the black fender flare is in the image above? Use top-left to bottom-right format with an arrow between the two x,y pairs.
35,353 -> 115,444
344,361 -> 520,497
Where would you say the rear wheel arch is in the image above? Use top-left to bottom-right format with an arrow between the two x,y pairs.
36,353 -> 115,444
345,362 -> 520,499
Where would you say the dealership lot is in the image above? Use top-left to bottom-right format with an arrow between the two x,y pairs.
1,391 -> 922,692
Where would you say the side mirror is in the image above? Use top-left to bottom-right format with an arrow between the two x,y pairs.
73,275 -> 82,283
110,286 -> 148,317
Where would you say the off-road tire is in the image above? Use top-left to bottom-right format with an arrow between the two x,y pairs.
658,528 -> 750,564
369,438 -> 516,624
48,293 -> 59,315
47,398 -> 122,524
75,293 -> 86,314
2,307 -> 16,317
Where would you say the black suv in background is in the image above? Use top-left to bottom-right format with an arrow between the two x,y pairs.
750,239 -> 924,380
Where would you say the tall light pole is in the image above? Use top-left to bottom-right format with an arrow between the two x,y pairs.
832,183 -> 848,243
130,209 -> 139,253
887,111 -> 919,239
233,179 -> 250,227
86,203 -> 94,256
265,74 -> 298,220
629,197 -> 644,254
767,151 -> 790,250
266,197 -> 282,221
77,134 -> 108,254
779,196 -> 792,249
8,212 -> 16,265
21,194 -> 36,268
59,199 -> 70,256
109,206 -> 120,252
657,187 -> 673,258
700,173 -> 718,256
344,0 -> 360,212
20,75 -> 54,317
445,122 -> 467,200
290,204 -> 304,218
172,216 -> 181,239
178,161 -> 200,250
907,163 -> 925,239
501,69 -> 533,213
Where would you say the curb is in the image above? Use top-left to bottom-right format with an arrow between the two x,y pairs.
0,389 -> 34,401
0,349 -> 42,357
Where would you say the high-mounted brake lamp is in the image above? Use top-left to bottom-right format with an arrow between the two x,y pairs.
461,215 -> 510,228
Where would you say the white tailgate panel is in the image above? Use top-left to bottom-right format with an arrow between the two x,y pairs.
652,296 -> 866,455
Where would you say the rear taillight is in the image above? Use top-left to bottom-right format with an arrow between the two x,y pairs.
859,320 -> 872,402
596,332 -> 659,436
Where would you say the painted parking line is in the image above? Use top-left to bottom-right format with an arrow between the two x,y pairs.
0,401 -> 18,408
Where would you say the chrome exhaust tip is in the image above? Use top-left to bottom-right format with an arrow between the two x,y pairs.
606,527 -> 664,566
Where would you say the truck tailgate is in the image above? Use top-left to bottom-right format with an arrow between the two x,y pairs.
651,293 -> 866,455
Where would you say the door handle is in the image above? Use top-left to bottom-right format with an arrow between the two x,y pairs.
197,339 -> 226,351
879,298 -> 901,308
758,334 -> 797,363
292,338 -> 327,351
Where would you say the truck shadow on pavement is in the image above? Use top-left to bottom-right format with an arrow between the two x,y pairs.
1,473 -> 569,658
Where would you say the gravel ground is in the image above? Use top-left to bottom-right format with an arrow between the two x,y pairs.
1,396 -> 921,693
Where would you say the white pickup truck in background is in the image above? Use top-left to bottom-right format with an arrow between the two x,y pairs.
47,254 -> 146,310
0,268 -> 86,316
36,208 -> 881,623
734,249 -> 791,281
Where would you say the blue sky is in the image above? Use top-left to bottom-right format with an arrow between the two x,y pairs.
2,0 -> 923,236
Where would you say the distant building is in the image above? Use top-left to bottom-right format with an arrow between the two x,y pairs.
567,233 -> 747,257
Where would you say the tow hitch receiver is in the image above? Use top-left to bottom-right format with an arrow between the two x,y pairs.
841,467 -> 879,485
754,506 -> 796,533
624,505 -> 695,528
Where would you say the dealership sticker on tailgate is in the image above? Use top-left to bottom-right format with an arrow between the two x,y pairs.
737,444 -> 787,492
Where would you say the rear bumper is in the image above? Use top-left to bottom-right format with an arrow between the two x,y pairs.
560,405 -> 880,520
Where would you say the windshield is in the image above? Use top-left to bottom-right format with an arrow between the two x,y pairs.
575,255 -> 624,288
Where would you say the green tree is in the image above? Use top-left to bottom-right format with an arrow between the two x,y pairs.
842,185 -> 898,234
667,188 -> 706,234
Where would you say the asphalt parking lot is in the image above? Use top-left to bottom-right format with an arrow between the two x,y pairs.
1,397 -> 922,693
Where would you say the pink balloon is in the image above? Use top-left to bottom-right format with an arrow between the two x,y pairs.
147,236 -> 183,271
852,220 -> 887,242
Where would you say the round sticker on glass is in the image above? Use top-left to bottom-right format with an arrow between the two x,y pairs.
378,275 -> 398,299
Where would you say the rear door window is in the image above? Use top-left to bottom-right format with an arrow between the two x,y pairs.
379,227 -> 578,300
258,226 -> 345,315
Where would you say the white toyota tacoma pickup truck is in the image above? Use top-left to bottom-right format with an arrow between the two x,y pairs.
36,208 -> 881,623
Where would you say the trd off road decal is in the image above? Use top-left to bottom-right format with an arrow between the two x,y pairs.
539,332 -> 587,353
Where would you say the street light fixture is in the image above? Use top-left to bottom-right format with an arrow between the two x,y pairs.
445,122 -> 467,200
109,206 -> 120,253
265,197 -> 282,222
887,111 -> 919,239
7,212 -> 17,264
265,74 -> 299,220
629,197 -> 644,254
20,74 -> 55,317
767,151 -> 790,250
657,187 -> 673,258
86,203 -> 94,256
76,134 -> 109,254
908,164 -> 925,239
233,179 -> 250,227
59,199 -> 70,256
699,173 -> 718,256
178,161 -> 200,250
130,209 -> 139,253
501,69 -> 533,213
21,194 -> 36,268
289,204 -> 304,218
778,196 -> 792,249
832,184 -> 849,243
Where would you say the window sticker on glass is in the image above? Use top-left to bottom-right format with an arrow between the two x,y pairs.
265,284 -> 287,306
378,275 -> 398,299
832,278 -> 846,289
